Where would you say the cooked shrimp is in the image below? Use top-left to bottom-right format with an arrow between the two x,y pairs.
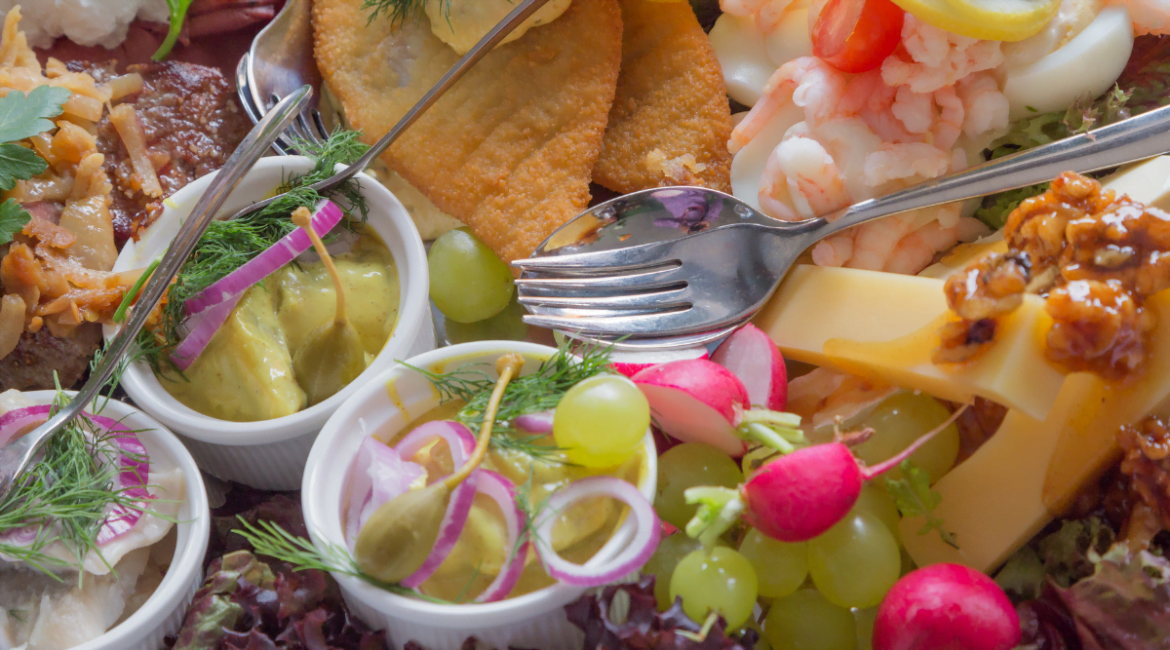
848,214 -> 917,270
957,72 -> 1010,138
759,130 -> 851,219
812,235 -> 854,267
863,142 -> 951,187
883,214 -> 990,274
720,0 -> 772,16
931,85 -> 964,149
1123,0 -> 1170,35
729,57 -> 849,153
881,15 -> 1004,93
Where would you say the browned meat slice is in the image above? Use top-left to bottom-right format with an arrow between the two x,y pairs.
0,324 -> 101,391
76,60 -> 250,245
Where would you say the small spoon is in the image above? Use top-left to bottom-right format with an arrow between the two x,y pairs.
290,206 -> 367,406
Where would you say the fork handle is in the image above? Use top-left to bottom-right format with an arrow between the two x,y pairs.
808,102 -> 1170,240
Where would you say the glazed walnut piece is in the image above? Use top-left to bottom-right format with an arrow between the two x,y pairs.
1119,415 -> 1170,535
937,171 -> 1170,379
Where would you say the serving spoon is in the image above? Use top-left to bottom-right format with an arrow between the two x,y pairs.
0,86 -> 312,505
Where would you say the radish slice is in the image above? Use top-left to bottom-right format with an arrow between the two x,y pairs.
89,414 -> 152,546
608,347 -> 709,378
513,410 -> 554,434
473,469 -> 528,603
533,476 -> 659,587
345,436 -> 427,545
712,324 -> 787,410
184,198 -> 344,316
169,290 -> 245,370
394,420 -> 480,588
400,472 -> 479,588
633,359 -> 750,456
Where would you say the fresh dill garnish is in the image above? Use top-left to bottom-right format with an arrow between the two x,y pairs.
130,129 -> 370,374
360,0 -> 447,26
231,518 -> 450,604
402,340 -> 614,463
0,392 -> 150,579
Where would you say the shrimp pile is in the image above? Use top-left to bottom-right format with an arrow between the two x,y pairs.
729,14 -> 1004,274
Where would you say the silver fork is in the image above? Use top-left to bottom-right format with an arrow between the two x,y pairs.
0,88 -> 311,504
515,102 -> 1170,343
229,0 -> 552,219
237,0 -> 329,154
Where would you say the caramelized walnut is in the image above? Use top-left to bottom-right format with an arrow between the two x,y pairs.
1046,280 -> 1153,380
1119,416 -> 1170,533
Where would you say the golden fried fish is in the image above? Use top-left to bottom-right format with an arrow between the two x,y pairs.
593,0 -> 733,194
313,0 -> 622,263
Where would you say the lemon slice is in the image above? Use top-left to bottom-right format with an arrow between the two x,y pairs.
889,0 -> 1062,41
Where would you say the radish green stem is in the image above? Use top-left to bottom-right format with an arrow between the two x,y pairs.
740,410 -> 802,427
740,422 -> 795,454
862,405 -> 968,479
443,354 -> 524,489
684,486 -> 743,549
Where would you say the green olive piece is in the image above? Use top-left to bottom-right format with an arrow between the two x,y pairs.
354,481 -> 452,583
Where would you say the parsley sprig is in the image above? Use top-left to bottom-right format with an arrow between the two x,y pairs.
885,460 -> 958,549
152,0 -> 195,61
0,85 -> 70,244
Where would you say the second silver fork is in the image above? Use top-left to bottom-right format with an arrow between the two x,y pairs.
515,101 -> 1170,344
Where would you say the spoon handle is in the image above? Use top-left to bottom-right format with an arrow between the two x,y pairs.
811,102 -> 1170,239
0,86 -> 312,503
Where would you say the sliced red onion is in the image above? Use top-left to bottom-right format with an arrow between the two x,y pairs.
395,420 -> 480,588
169,290 -> 245,370
533,477 -> 660,587
346,436 -> 427,545
184,198 -> 344,316
512,410 -> 554,435
0,404 -> 50,447
89,414 -> 152,546
400,471 -> 478,588
473,469 -> 527,603
394,420 -> 476,467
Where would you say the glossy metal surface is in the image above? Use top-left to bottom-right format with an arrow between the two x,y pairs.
233,0 -> 553,217
238,0 -> 329,153
517,102 -> 1170,343
0,88 -> 312,503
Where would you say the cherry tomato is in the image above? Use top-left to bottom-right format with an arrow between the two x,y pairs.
811,0 -> 905,74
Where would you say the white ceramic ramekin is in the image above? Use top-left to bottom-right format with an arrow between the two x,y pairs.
20,391 -> 210,650
303,341 -> 658,650
107,157 -> 435,490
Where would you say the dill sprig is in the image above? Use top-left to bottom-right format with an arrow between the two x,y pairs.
403,340 -> 614,463
360,0 -> 447,25
132,129 -> 370,374
232,518 -> 451,604
0,394 -> 150,579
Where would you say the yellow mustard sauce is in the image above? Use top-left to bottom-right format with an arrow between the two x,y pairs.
159,231 -> 400,421
368,400 -> 645,602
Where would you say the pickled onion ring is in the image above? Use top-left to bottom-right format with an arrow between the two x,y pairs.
473,469 -> 527,603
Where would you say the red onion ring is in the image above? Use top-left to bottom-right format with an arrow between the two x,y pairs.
512,410 -> 554,434
88,414 -> 152,546
0,404 -> 50,447
473,469 -> 528,603
533,477 -> 660,587
345,436 -> 427,544
393,420 -> 480,588
170,290 -> 245,370
184,198 -> 343,315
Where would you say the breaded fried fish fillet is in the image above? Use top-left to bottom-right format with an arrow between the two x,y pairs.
313,0 -> 622,263
593,0 -> 732,194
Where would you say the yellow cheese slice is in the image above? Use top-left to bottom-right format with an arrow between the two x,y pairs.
754,266 -> 1063,421
1101,155 -> 1170,210
902,289 -> 1170,571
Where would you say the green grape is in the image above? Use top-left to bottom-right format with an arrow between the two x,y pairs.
854,607 -> 877,650
428,227 -> 514,323
808,512 -> 900,609
852,482 -> 900,540
852,392 -> 960,482
655,443 -> 743,529
669,547 -> 759,629
764,589 -> 857,650
553,375 -> 649,467
643,533 -> 704,610
738,528 -> 807,599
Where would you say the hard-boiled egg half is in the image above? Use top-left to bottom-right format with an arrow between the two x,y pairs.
1002,2 -> 1133,119
709,0 -> 813,106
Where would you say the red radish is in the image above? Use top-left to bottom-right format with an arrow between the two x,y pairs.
690,406 -> 967,543
712,324 -> 787,410
873,564 -> 1020,650
741,443 -> 861,542
632,359 -> 751,456
609,347 -> 708,378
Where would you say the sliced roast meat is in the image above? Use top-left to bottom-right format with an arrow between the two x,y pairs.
0,324 -> 101,391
